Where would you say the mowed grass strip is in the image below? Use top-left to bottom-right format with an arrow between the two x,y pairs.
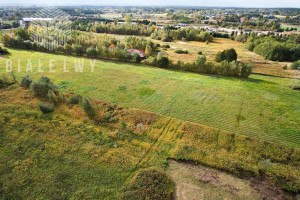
0,48 -> 300,147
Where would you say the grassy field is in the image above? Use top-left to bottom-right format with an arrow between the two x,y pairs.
103,33 -> 296,78
0,85 -> 299,198
0,49 -> 300,147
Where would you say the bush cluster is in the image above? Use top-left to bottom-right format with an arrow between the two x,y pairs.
82,98 -> 96,119
31,76 -> 56,98
0,46 -> 9,55
291,60 -> 300,70
151,27 -> 213,42
38,102 -> 55,113
69,94 -> 82,104
174,49 -> 188,54
215,48 -> 237,62
20,75 -> 32,88
246,33 -> 300,62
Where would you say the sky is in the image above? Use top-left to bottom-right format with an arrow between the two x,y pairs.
0,0 -> 300,8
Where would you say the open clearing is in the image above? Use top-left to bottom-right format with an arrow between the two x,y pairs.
1,49 -> 300,147
167,159 -> 296,200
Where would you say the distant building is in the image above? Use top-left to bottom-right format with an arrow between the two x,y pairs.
19,20 -> 25,28
21,17 -> 54,28
128,49 -> 146,59
108,44 -> 116,50
240,17 -> 247,23
118,22 -> 137,25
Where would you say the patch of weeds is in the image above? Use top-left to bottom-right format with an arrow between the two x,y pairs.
57,81 -> 70,89
136,87 -> 155,96
121,121 -> 127,129
69,94 -> 82,104
118,86 -> 127,92
82,86 -> 98,92
38,102 -> 55,113
139,80 -> 149,85
102,112 -> 112,122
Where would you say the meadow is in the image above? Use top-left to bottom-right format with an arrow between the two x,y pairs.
1,48 -> 299,147
0,84 -> 299,199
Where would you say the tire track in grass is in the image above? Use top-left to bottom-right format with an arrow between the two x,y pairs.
134,118 -> 172,169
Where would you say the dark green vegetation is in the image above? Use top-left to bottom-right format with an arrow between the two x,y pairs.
145,51 -> 252,77
291,60 -> 300,70
174,49 -> 188,54
215,48 -> 238,62
247,33 -> 300,62
0,49 -> 298,147
150,27 -> 214,42
94,22 -> 154,36
0,45 -> 9,55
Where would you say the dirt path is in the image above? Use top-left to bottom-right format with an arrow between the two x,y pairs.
167,159 -> 297,200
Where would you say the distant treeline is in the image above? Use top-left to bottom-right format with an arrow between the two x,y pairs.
0,28 -> 156,64
145,52 -> 252,78
93,22 -> 155,36
246,32 -> 300,62
150,27 -> 213,42
1,28 -> 252,78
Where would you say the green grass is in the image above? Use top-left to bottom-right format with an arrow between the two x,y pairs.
281,26 -> 300,31
0,91 -> 156,199
1,48 -> 300,147
0,85 -> 299,197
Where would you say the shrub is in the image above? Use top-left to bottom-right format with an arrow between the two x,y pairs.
48,91 -> 58,106
86,46 -> 98,57
102,112 -> 112,122
197,51 -> 203,55
241,63 -> 253,78
121,121 -> 127,129
174,49 -> 188,54
82,98 -> 96,119
145,45 -> 152,56
31,76 -> 56,97
20,75 -> 32,88
156,53 -> 170,68
215,48 -> 237,62
215,51 -> 224,62
205,40 -> 209,45
69,94 -> 82,104
38,102 -> 54,113
198,32 -> 213,42
64,43 -> 73,54
121,168 -> 175,200
0,46 -> 9,55
282,65 -> 287,70
162,36 -> 172,42
132,52 -> 142,63
73,45 -> 85,56
291,60 -> 300,70
162,44 -> 170,48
